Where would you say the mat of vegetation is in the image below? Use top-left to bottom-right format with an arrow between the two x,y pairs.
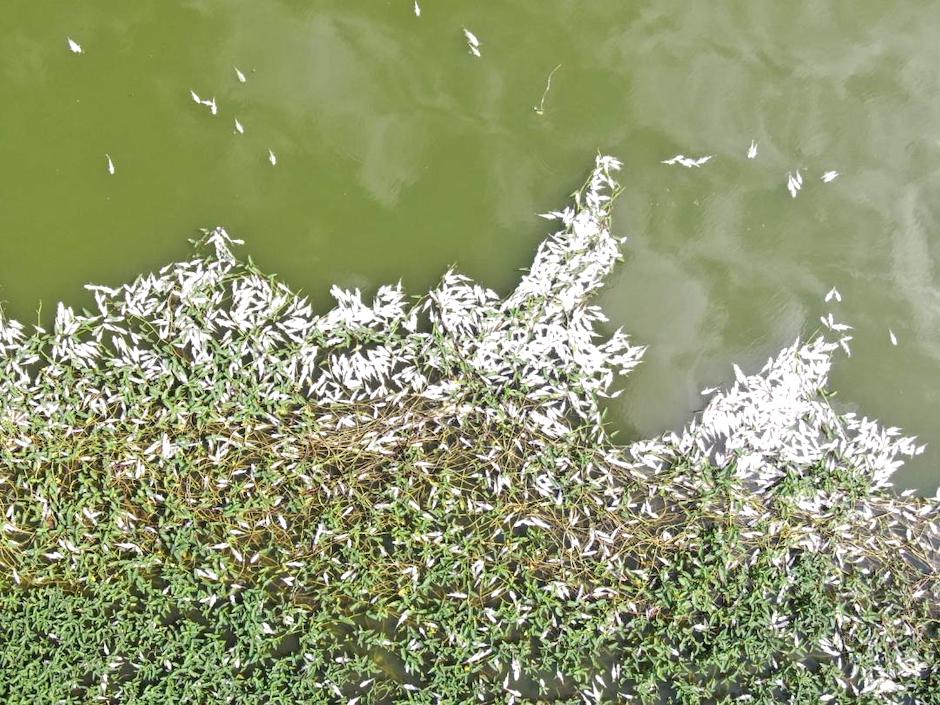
0,157 -> 937,704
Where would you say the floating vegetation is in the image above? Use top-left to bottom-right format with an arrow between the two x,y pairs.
0,156 -> 937,703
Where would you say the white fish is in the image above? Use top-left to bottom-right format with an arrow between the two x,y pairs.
463,28 -> 481,57
67,37 -> 83,54
106,154 -> 115,175
821,170 -> 839,183
824,287 -> 841,303
819,312 -> 852,332
234,118 -> 244,135
268,149 -> 277,166
786,175 -> 798,197
190,91 -> 218,115
234,66 -> 247,83
463,28 -> 480,48
414,1 -> 421,16
839,336 -> 852,356
786,171 -> 802,198
466,647 -> 492,664
747,140 -> 758,159
889,329 -> 898,346
661,154 -> 711,168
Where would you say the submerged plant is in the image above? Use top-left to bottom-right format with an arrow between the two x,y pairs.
0,156 -> 937,704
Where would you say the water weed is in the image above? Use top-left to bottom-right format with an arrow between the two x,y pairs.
0,156 -> 936,703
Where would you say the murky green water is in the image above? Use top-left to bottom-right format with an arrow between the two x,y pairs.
2,1 -> 939,492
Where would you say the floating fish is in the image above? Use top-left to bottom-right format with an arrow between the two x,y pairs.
463,28 -> 481,57
661,154 -> 712,168
268,149 -> 277,166
819,312 -> 852,332
747,141 -> 758,159
839,336 -> 853,356
889,329 -> 898,346
106,154 -> 115,175
234,66 -> 247,83
463,28 -> 480,48
414,1 -> 421,16
189,90 -> 218,115
824,287 -> 841,303
821,170 -> 839,183
234,118 -> 244,135
67,37 -> 83,54
786,170 -> 802,198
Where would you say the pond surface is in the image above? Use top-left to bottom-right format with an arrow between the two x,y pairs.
2,0 -> 939,492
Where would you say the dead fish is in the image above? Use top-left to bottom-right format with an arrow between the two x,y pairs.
463,28 -> 481,57
189,90 -> 218,115
786,171 -> 802,198
662,154 -> 711,168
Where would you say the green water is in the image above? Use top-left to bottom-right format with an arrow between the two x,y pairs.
2,1 -> 939,492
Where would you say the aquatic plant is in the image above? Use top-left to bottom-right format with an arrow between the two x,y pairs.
0,156 -> 937,703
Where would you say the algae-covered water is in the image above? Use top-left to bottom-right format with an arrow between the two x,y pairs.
1,0 -> 939,492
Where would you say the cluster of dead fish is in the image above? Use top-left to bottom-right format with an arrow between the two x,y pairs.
1,155 -> 937,703
661,140 -> 841,198
66,37 -> 274,169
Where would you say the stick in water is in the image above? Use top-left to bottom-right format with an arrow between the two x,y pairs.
534,64 -> 562,115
